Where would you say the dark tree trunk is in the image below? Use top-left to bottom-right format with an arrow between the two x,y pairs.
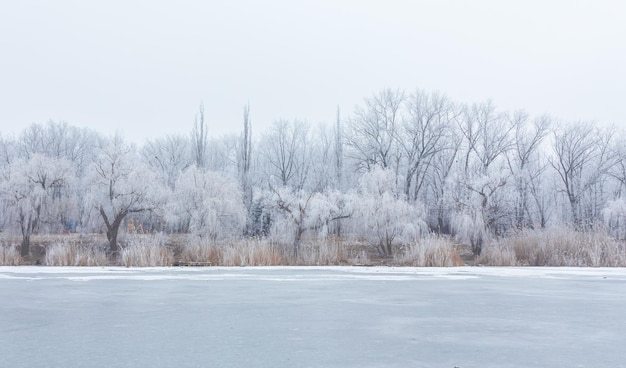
293,226 -> 304,259
100,206 -> 127,256
20,234 -> 30,257
107,225 -> 120,254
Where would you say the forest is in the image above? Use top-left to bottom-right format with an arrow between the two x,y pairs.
1,88 -> 626,267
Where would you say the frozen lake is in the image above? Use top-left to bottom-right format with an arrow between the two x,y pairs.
1,266 -> 626,368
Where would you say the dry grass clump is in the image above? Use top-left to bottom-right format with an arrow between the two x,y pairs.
179,237 -> 369,266
221,239 -> 285,266
394,236 -> 464,267
180,238 -> 286,266
44,241 -> 107,266
479,227 -> 626,266
476,244 -> 516,266
180,238 -> 224,265
0,243 -> 21,266
120,235 -> 174,267
297,239 -> 370,266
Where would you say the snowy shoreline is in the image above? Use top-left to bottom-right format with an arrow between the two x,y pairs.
3,265 -> 626,281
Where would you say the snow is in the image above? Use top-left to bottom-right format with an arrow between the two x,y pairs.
1,266 -> 626,368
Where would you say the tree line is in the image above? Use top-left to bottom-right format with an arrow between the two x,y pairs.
2,89 -> 625,259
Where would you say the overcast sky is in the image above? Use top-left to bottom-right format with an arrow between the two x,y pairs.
1,0 -> 624,143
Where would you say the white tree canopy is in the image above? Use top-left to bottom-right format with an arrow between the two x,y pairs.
167,166 -> 246,241
0,154 -> 76,255
349,167 -> 426,256
84,135 -> 166,252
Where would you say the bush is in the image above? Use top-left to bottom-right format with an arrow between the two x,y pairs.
479,227 -> 626,266
44,242 -> 107,266
0,243 -> 21,266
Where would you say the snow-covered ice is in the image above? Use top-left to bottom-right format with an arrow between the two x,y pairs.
1,266 -> 625,367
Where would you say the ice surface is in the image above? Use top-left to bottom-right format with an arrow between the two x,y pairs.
1,266 -> 625,368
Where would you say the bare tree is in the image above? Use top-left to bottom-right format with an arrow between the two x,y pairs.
550,123 -> 618,228
260,119 -> 311,190
192,103 -> 208,169
507,112 -> 550,229
426,131 -> 461,234
18,121 -> 100,174
142,134 -> 193,189
238,103 -> 253,201
453,101 -> 514,255
399,90 -> 457,201
346,89 -> 404,172
334,106 -> 344,189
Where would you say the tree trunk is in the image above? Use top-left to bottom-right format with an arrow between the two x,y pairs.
100,206 -> 127,256
21,234 -> 30,257
107,225 -> 120,254
293,227 -> 304,259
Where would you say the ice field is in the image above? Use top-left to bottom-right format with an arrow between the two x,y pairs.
1,266 -> 625,368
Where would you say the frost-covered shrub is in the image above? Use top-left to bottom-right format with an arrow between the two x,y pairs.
44,242 -> 107,266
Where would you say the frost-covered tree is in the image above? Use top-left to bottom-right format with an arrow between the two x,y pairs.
507,113 -> 550,229
266,184 -> 351,257
0,155 -> 76,256
550,123 -> 618,228
350,167 -> 425,256
399,90 -> 457,201
259,119 -> 311,190
167,166 -> 246,240
141,134 -> 193,189
17,121 -> 100,175
307,123 -> 337,192
334,106 -> 344,190
452,101 -> 514,255
238,104 -> 253,203
346,89 -> 404,173
425,131 -> 461,234
84,135 -> 165,254
192,103 -> 208,169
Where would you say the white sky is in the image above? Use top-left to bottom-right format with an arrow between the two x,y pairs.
1,0 -> 624,143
